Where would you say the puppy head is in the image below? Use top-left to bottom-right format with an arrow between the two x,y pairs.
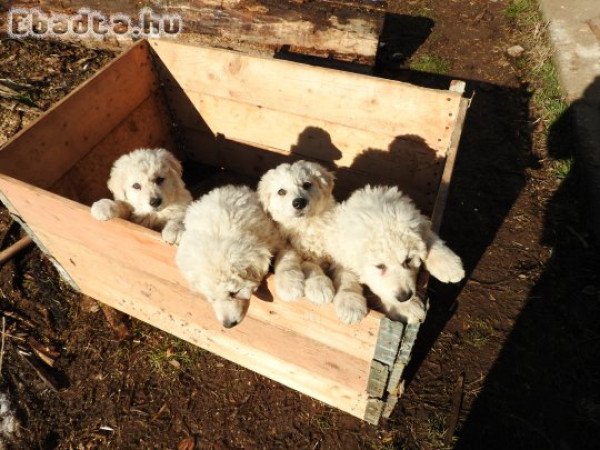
196,238 -> 272,328
257,160 -> 335,223
360,229 -> 428,305
342,186 -> 464,307
107,148 -> 184,214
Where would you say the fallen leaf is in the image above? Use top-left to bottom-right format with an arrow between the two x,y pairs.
178,437 -> 195,450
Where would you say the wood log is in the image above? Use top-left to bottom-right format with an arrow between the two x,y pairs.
2,0 -> 384,63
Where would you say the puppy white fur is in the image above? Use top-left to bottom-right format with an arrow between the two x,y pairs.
176,185 -> 282,328
258,161 -> 368,325
327,185 -> 465,323
91,148 -> 192,244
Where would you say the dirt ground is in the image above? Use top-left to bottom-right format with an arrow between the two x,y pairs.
1,0 -> 599,449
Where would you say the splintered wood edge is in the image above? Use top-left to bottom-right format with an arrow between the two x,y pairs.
0,191 -> 80,291
364,317 -> 403,423
364,398 -> 385,425
372,318 -> 405,366
367,360 -> 390,398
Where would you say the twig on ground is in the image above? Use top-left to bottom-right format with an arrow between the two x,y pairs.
566,225 -> 589,249
443,372 -> 465,446
0,316 -> 6,377
17,349 -> 63,391
0,236 -> 34,266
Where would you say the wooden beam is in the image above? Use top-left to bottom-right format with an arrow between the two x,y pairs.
4,0 -> 384,63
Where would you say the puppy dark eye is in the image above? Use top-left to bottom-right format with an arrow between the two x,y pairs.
155,177 -> 165,185
277,189 -> 286,196
376,264 -> 386,271
228,290 -> 239,298
132,183 -> 141,190
302,181 -> 312,190
402,258 -> 413,269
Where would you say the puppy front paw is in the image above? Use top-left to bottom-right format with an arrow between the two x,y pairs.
334,291 -> 368,325
162,221 -> 185,245
91,199 -> 119,221
432,254 -> 465,284
387,297 -> 427,324
305,274 -> 334,305
274,270 -> 305,302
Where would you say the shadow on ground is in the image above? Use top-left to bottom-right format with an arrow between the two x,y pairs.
455,77 -> 600,448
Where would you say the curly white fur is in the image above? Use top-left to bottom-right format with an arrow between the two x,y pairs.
176,185 -> 283,328
258,161 -> 368,324
327,185 -> 465,323
90,148 -> 192,244
0,391 -> 19,449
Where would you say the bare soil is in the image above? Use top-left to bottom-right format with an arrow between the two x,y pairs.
1,1 -> 599,449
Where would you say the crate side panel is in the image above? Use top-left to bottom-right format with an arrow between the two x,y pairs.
0,41 -> 156,189
183,128 -> 442,213
0,175 -> 382,418
52,92 -> 176,205
173,91 -> 449,157
150,40 -> 463,156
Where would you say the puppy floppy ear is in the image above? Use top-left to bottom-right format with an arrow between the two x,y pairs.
159,149 -> 183,178
239,247 -> 272,283
423,226 -> 465,283
107,160 -> 127,201
257,167 -> 283,211
311,163 -> 335,194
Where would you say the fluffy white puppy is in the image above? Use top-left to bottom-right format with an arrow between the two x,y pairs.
176,185 -> 282,328
258,161 -> 368,325
91,148 -> 192,244
327,185 -> 465,323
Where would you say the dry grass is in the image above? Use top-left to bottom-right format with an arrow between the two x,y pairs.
506,0 -> 568,145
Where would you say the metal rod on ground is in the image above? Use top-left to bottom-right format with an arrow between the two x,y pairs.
0,236 -> 34,266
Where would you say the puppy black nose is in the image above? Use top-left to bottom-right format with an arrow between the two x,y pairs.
292,197 -> 307,210
149,197 -> 162,207
396,290 -> 414,303
223,320 -> 239,329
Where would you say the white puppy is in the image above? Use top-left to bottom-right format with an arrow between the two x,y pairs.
258,161 -> 368,324
91,148 -> 192,244
327,185 -> 465,323
176,185 -> 282,328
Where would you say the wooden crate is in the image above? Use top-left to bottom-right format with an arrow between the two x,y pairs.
0,40 -> 468,424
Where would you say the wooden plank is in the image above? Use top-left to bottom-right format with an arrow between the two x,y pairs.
0,40 -> 156,189
373,317 -> 404,366
0,191 -> 80,291
430,80 -> 469,232
397,322 -> 420,365
381,381 -> 403,419
0,174 -> 386,418
150,39 -> 463,154
367,360 -> 389,398
181,128 -> 441,213
52,92 -> 176,205
174,90 -> 451,158
5,1 -> 383,63
386,360 -> 406,396
1,175 -> 383,359
364,398 -> 384,425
